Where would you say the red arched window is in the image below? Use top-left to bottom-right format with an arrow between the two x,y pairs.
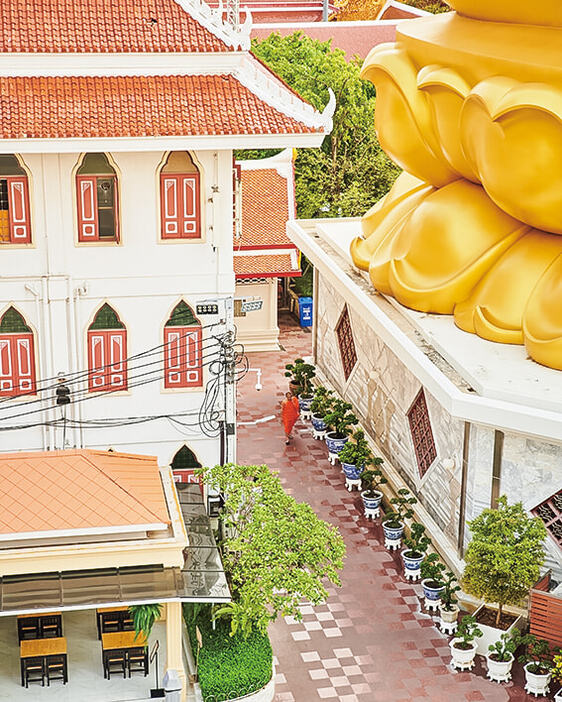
0,155 -> 31,245
76,153 -> 119,242
87,304 -> 127,392
160,152 -> 201,240
0,307 -> 36,397
164,302 -> 202,389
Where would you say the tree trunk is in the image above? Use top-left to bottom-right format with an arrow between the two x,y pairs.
496,603 -> 502,627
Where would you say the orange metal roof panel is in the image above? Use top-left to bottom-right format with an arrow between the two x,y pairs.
0,0 -> 231,53
0,449 -> 170,536
0,75 -> 318,139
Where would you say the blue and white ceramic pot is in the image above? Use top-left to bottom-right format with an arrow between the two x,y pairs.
299,395 -> 313,412
311,414 -> 327,432
401,549 -> 424,573
341,462 -> 363,480
382,521 -> 405,542
325,432 -> 349,455
422,578 -> 445,603
361,490 -> 383,512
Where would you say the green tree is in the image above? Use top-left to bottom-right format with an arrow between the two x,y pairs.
462,496 -> 547,627
239,32 -> 400,218
196,463 -> 346,636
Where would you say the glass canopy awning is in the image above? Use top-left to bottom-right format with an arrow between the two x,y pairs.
0,484 -> 230,616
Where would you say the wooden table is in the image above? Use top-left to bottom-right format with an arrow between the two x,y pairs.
101,631 -> 146,651
20,636 -> 67,686
18,611 -> 62,620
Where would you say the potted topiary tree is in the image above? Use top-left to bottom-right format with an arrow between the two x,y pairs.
359,463 -> 387,518
450,615 -> 483,671
486,628 -> 521,683
339,430 -> 372,488
439,570 -> 462,633
420,553 -> 447,610
401,522 -> 431,581
552,650 -> 562,701
284,359 -> 316,415
518,635 -> 557,697
462,496 -> 547,655
382,488 -> 416,550
323,400 -> 358,463
310,386 -> 334,439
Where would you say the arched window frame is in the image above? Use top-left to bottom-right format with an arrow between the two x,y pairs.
171,445 -> 203,492
0,155 -> 32,245
76,153 -> 120,243
87,304 -> 128,393
0,307 -> 37,398
159,152 -> 202,240
164,302 -> 202,389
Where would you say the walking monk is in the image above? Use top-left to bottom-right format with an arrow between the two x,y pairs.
281,392 -> 300,445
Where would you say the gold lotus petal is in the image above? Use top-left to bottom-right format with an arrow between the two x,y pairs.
446,0 -> 562,28
523,254 -> 562,370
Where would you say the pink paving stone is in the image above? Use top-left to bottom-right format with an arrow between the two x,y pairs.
238,314 -> 545,702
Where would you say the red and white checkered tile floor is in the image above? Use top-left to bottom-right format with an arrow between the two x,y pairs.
236,313 -> 552,702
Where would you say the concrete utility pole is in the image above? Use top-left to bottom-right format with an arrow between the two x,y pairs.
323,0 -> 329,22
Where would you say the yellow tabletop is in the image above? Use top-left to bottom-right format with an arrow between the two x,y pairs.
18,611 -> 62,620
101,631 -> 146,651
96,606 -> 130,614
20,637 -> 67,658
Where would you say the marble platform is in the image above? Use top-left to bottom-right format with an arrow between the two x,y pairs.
0,610 -> 166,701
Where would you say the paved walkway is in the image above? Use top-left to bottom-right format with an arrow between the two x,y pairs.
236,314 -> 551,702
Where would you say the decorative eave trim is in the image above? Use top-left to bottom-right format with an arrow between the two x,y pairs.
173,0 -> 252,50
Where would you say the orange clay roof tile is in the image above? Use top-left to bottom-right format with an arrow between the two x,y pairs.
234,253 -> 299,277
0,449 -> 170,535
0,75 -> 318,139
0,0 -> 231,53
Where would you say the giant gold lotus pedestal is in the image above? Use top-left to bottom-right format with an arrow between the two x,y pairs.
350,2 -> 562,370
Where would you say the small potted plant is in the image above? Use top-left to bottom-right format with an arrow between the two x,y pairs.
486,629 -> 521,683
450,615 -> 483,671
339,430 -> 372,482
439,570 -> 461,631
518,635 -> 556,697
310,386 -> 334,437
323,400 -> 358,460
284,358 -> 316,414
382,488 -> 416,549
420,553 -> 447,609
401,522 -> 431,581
360,462 -> 387,518
552,651 -> 562,701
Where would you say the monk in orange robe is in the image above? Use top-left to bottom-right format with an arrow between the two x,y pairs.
281,392 -> 300,445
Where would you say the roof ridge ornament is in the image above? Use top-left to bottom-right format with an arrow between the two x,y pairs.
173,0 -> 252,50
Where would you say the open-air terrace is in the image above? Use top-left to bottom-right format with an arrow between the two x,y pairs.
0,610 -> 166,701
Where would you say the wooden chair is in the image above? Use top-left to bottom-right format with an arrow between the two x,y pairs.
104,649 -> 127,679
40,616 -> 62,639
18,618 -> 40,642
46,655 -> 67,685
23,657 -> 45,688
121,615 -> 134,631
127,647 -> 148,677
100,613 -> 121,634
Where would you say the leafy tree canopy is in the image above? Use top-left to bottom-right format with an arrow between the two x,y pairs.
196,463 -> 346,637
238,32 -> 400,218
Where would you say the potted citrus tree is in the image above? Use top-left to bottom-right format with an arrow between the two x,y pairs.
486,629 -> 521,683
401,522 -> 431,581
450,615 -> 482,671
518,635 -> 557,697
284,358 -> 316,414
323,400 -> 358,461
359,464 -> 387,518
382,488 -> 416,549
462,496 -> 547,655
310,386 -> 335,439
439,570 -> 461,631
339,430 -> 372,484
420,553 -> 447,609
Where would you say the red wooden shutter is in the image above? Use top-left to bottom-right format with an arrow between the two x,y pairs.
107,330 -> 127,390
88,331 -> 107,391
161,175 -> 181,239
77,176 -> 99,241
164,326 -> 202,388
0,337 -> 14,396
88,330 -> 127,392
7,176 -> 31,243
184,327 -> 202,385
0,334 -> 36,397
181,175 -> 200,239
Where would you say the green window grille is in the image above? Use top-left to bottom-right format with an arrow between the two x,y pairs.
89,304 -> 125,330
0,307 -> 32,333
171,445 -> 201,471
165,301 -> 199,327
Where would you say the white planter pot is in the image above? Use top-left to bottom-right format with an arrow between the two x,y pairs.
553,687 -> 562,701
486,652 -> 514,683
473,604 -> 524,656
449,639 -> 478,671
524,663 -> 551,697
439,604 -> 459,624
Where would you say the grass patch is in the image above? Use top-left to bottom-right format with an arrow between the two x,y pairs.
184,606 -> 272,702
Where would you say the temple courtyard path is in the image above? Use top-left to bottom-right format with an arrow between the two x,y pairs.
236,314 -> 544,702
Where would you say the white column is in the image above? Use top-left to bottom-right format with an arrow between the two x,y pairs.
165,602 -> 186,702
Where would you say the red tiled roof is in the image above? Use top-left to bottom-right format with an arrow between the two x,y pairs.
234,253 -> 299,277
0,449 -> 170,536
235,167 -> 294,248
0,75 -> 318,139
379,5 -> 422,19
0,0 -> 231,53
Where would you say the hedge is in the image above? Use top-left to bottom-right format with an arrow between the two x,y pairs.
184,606 -> 273,702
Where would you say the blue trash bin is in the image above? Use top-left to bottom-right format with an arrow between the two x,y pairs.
298,297 -> 313,327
